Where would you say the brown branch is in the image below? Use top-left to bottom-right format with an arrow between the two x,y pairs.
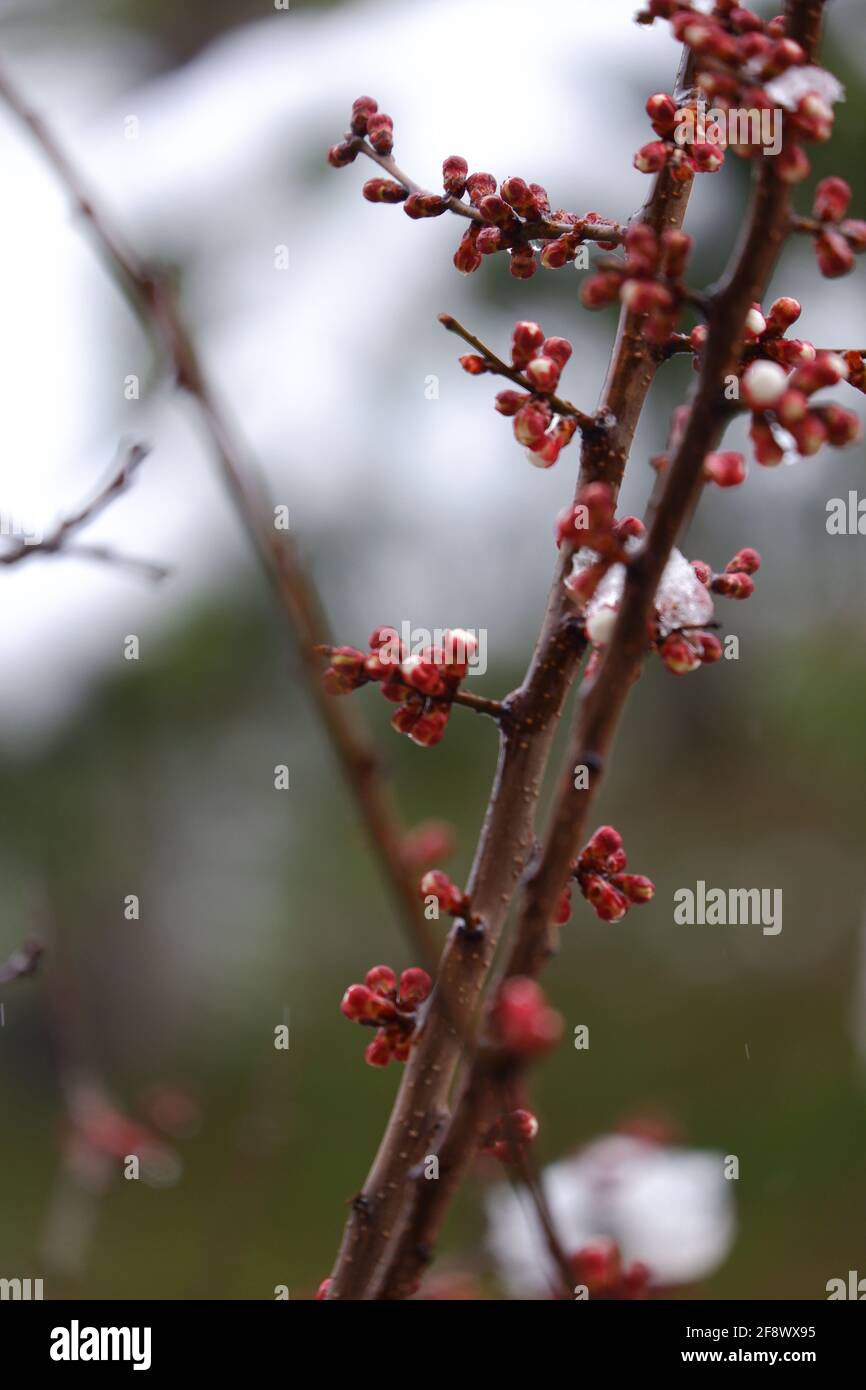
348,134 -> 625,248
438,314 -> 597,429
327,46 -> 698,1301
0,59 -> 434,969
0,441 -> 168,581
374,0 -> 829,1300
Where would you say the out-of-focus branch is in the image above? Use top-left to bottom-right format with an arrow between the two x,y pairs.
0,60 -> 431,960
0,441 -> 167,581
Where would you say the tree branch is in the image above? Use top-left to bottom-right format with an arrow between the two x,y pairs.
0,59 -> 432,968
328,47 -> 698,1301
374,0 -> 829,1298
0,440 -> 168,581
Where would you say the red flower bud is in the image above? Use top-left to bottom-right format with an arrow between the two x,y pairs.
815,228 -> 855,278
691,559 -> 712,586
583,874 -> 630,921
365,965 -> 397,997
315,1277 -> 332,1300
703,451 -> 747,487
726,547 -> 761,575
511,320 -> 546,368
693,631 -> 723,664
442,155 -> 468,197
500,176 -> 539,218
813,175 -> 852,223
362,178 -> 407,204
634,140 -> 669,174
646,92 -> 677,137
399,968 -> 432,1008
612,872 -> 656,903
813,404 -> 862,447
765,296 -> 801,335
402,820 -> 455,869
514,402 -> 552,446
524,355 -> 562,393
419,869 -> 464,915
493,978 -> 563,1056
749,414 -> 782,468
408,707 -> 450,747
465,172 -> 497,206
495,389 -> 527,416
658,633 -> 702,674
365,113 -> 394,154
350,96 -> 378,136
540,237 -> 577,269
453,227 -> 482,274
459,353 -> 488,375
711,571 -> 755,599
542,337 -> 573,369
328,142 -> 357,168
509,244 -> 537,279
660,228 -> 692,278
403,191 -> 448,219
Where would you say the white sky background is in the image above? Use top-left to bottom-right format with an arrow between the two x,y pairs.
0,0 -> 863,744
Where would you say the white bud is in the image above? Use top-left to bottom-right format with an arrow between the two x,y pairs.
823,352 -> 849,382
745,307 -> 767,337
585,606 -> 619,647
741,359 -> 788,409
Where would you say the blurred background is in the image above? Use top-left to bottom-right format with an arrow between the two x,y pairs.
0,0 -> 864,1299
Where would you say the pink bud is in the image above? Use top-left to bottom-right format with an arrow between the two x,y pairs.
612,873 -> 656,903
362,178 -> 407,204
646,92 -> 677,137
815,229 -> 855,278
500,176 -> 539,218
511,320 -> 546,368
403,191 -> 448,219
726,547 -> 762,575
633,141 -> 669,174
750,417 -> 784,466
453,228 -> 482,275
542,337 -> 573,369
765,296 -> 801,335
465,172 -> 497,206
442,155 -> 468,197
813,175 -> 852,224
365,965 -> 397,997
703,451 -> 747,487
525,355 -> 562,393
350,96 -> 378,136
366,113 -> 394,155
495,389 -> 527,417
399,968 -> 432,1008
509,244 -> 537,279
711,571 -> 755,599
514,402 -> 552,446
327,142 -> 357,168
658,634 -> 702,675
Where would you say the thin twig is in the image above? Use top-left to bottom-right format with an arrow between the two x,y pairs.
439,314 -> 597,429
0,59 -> 432,964
0,441 -> 168,581
348,134 -> 626,248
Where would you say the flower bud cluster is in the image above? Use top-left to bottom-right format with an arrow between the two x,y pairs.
809,177 -> 865,279
340,964 -> 432,1067
461,321 -> 578,468
581,225 -> 692,344
319,627 -> 479,748
556,825 -> 656,925
639,3 -> 838,186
